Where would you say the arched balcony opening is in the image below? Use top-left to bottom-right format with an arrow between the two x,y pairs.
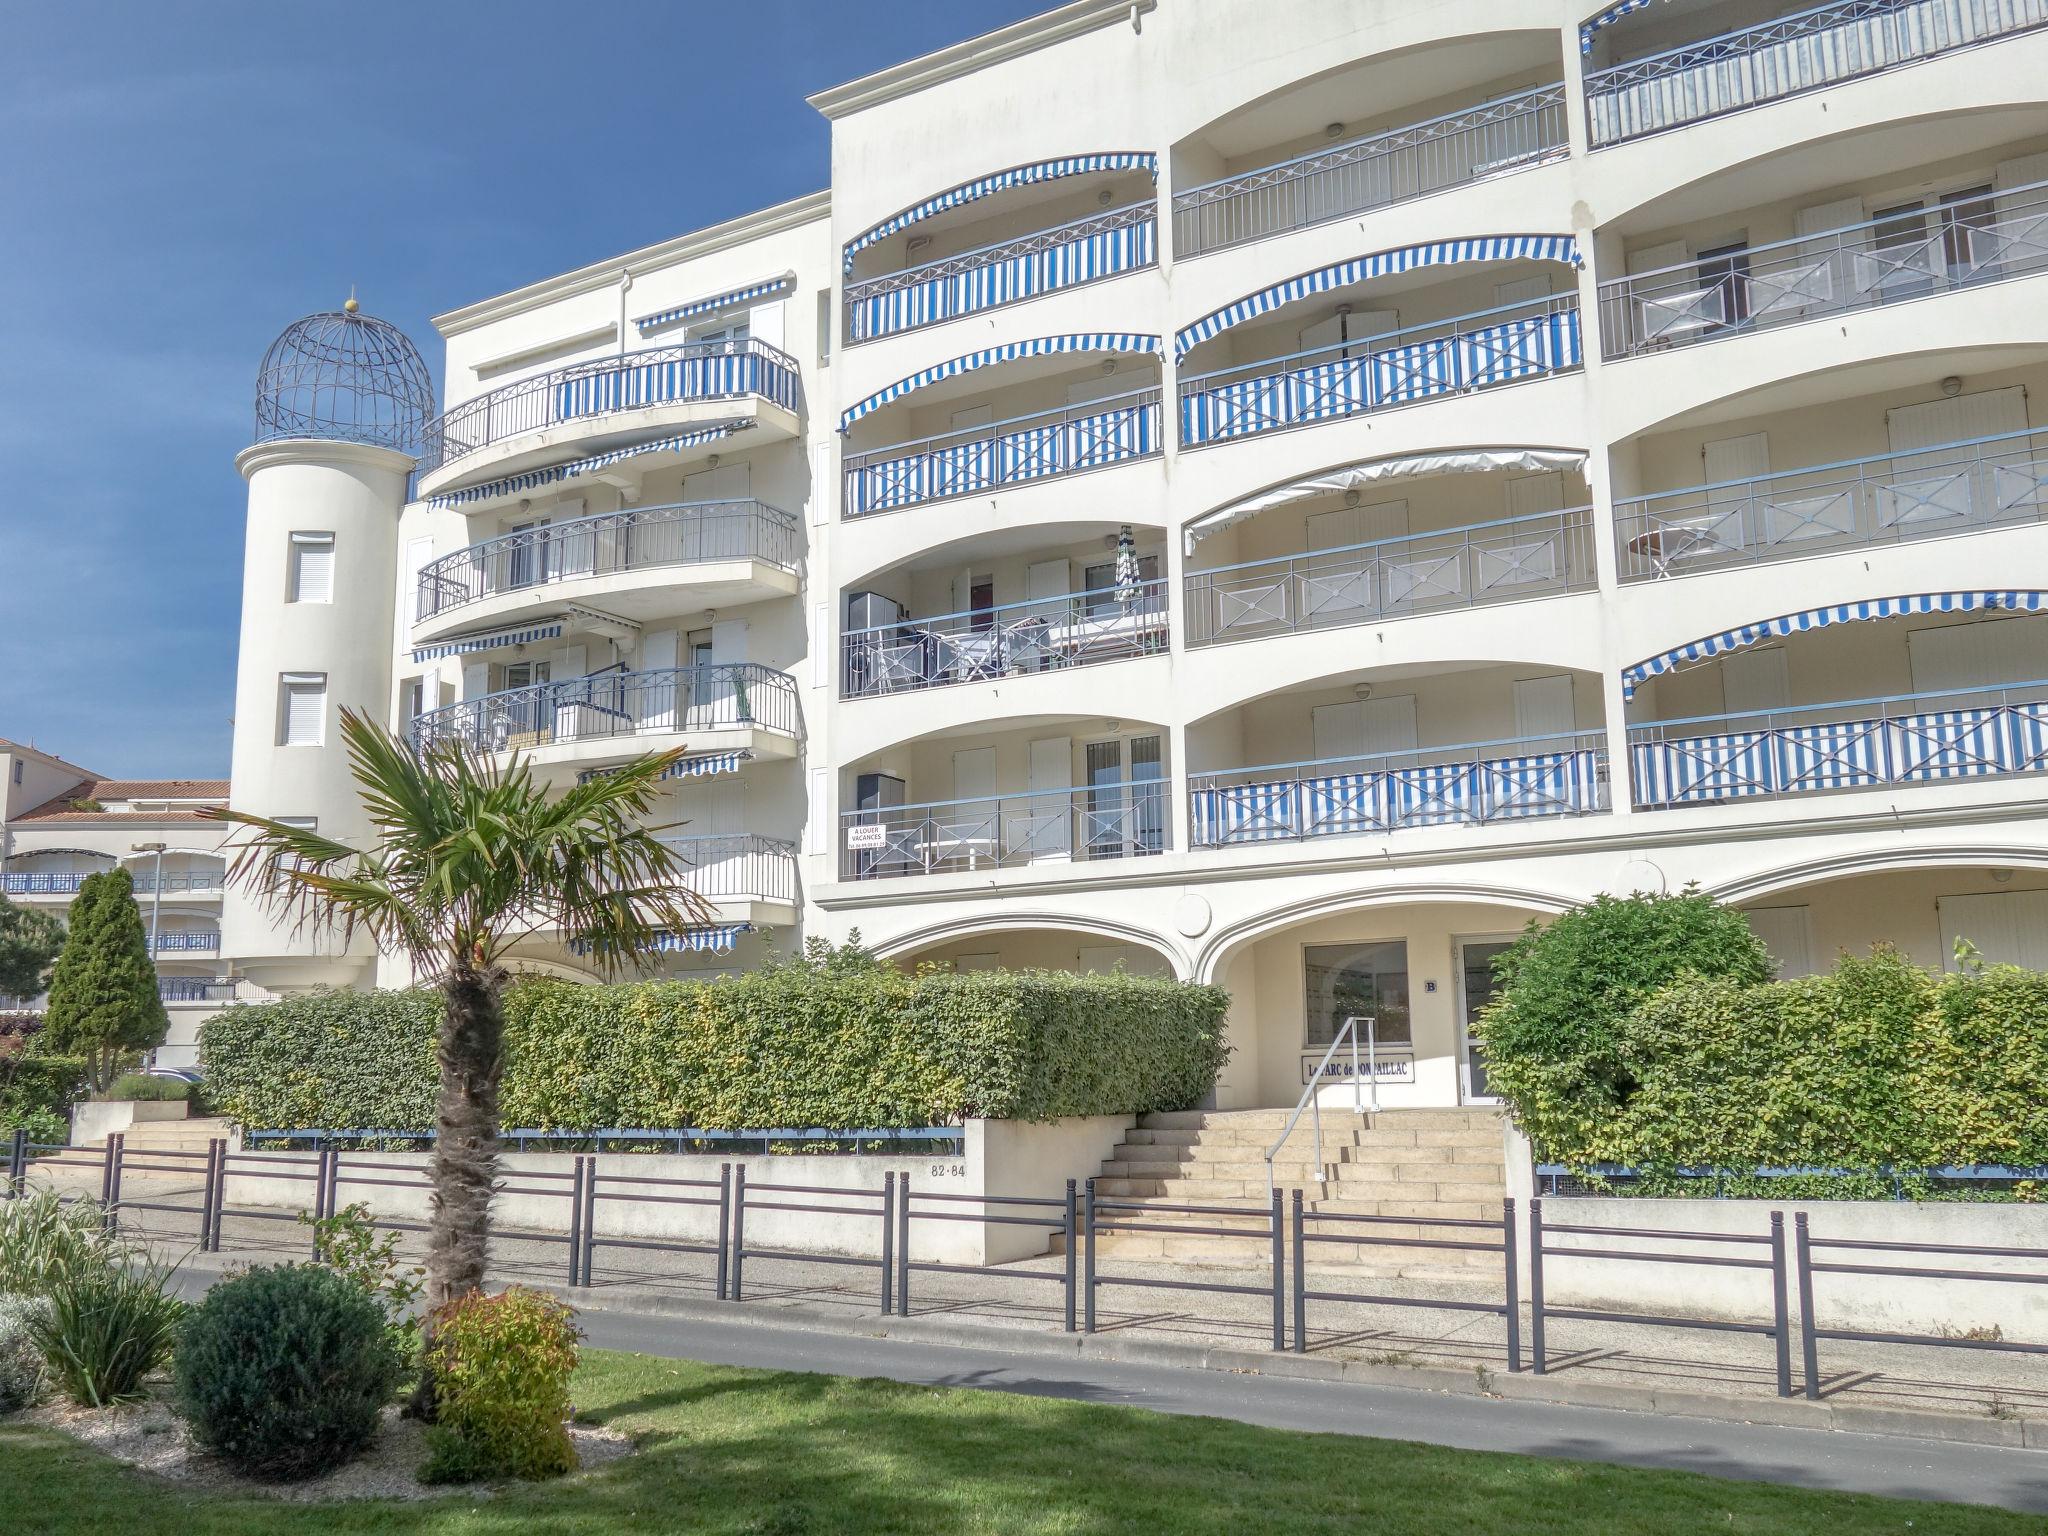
0,848 -> 114,898
118,848 -> 227,899
1174,237 -> 1582,449
883,925 -> 1180,979
1172,31 -> 1566,258
1182,449 -> 1594,648
1187,662 -> 1610,854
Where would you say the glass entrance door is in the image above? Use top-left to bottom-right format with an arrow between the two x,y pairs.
1455,937 -> 1513,1103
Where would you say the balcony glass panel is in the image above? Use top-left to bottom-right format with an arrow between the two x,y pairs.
1585,0 -> 2048,148
1602,178 -> 2048,359
421,338 -> 802,475
410,664 -> 799,754
842,388 -> 1161,517
658,833 -> 798,908
1178,296 -> 1580,448
841,780 -> 1168,881
842,579 -> 1168,697
1630,679 -> 2048,806
1615,427 -> 2048,581
1174,85 -> 1568,259
1186,506 -> 1596,647
1190,732 -> 1609,847
845,202 -> 1156,343
415,499 -> 801,623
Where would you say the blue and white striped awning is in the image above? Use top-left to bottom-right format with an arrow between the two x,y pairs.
410,617 -> 566,664
635,274 -> 794,334
1173,235 -> 1582,361
424,418 -> 755,508
1581,0 -> 1663,52
572,923 -> 754,957
1623,592 -> 2048,698
843,152 -> 1156,271
838,333 -> 1160,430
577,749 -> 754,785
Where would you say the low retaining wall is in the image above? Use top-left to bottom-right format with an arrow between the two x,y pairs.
69,1100 -> 189,1143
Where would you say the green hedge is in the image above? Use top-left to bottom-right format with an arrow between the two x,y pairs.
198,966 -> 1230,1132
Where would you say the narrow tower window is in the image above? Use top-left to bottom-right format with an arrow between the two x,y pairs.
279,673 -> 327,746
289,532 -> 336,603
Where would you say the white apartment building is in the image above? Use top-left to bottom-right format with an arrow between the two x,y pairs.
174,0 -> 2048,1095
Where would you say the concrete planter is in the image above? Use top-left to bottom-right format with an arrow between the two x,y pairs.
70,1099 -> 190,1144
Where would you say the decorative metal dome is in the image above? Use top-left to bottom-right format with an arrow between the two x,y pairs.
253,299 -> 436,453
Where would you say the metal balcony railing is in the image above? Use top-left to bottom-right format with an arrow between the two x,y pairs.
842,387 -> 1161,517
153,932 -> 220,954
1629,679 -> 2048,808
414,499 -> 802,623
0,870 -> 224,896
409,663 -> 800,755
658,833 -> 799,908
419,337 -> 802,474
845,202 -> 1157,343
841,579 -> 1168,698
1184,506 -> 1597,648
158,976 -> 238,1003
1585,0 -> 2048,148
841,780 -> 1169,881
1601,177 -> 2048,359
1178,295 -> 1581,448
1190,731 -> 1609,847
1173,84 -> 1568,258
1613,426 -> 2048,582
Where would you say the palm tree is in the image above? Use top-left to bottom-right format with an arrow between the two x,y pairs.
206,709 -> 710,1339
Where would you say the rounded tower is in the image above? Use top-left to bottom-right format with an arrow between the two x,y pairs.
222,300 -> 434,987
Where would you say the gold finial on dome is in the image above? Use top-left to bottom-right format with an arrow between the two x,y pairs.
344,296 -> 360,314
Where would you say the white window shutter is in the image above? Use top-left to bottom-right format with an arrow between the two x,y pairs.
290,532 -> 335,604
280,674 -> 326,746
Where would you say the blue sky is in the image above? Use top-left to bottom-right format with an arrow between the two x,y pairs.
0,0 -> 1044,780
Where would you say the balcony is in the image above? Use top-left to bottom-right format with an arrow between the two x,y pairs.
418,337 -> 802,480
1601,179 -> 2048,360
1190,731 -> 1610,848
1584,0 -> 2048,149
1614,427 -> 2048,582
1185,506 -> 1596,647
1173,85 -> 1568,260
413,499 -> 801,632
845,202 -> 1155,345
842,388 -> 1161,517
158,976 -> 237,1004
842,580 -> 1167,698
153,932 -> 219,955
661,833 -> 799,916
0,870 -> 223,897
842,779 -> 1167,882
1629,679 -> 2048,807
1177,295 -> 1581,449
409,663 -> 800,762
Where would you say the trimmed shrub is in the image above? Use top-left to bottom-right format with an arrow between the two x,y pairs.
421,1287 -> 580,1484
31,1258 -> 184,1406
0,1052 -> 86,1136
0,1293 -> 49,1409
94,1072 -> 189,1103
175,1264 -> 399,1480
200,964 -> 1231,1133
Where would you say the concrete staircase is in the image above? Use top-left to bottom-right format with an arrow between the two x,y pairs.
100,1116 -> 236,1158
1073,1107 -> 1507,1275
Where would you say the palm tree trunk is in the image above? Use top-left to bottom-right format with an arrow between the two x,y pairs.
411,957 -> 505,1417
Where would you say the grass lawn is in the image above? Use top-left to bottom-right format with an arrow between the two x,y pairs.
1,1348 -> 2039,1535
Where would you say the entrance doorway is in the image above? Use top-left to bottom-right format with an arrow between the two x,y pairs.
1454,936 -> 1514,1103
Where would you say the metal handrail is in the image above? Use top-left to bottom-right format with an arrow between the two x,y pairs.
152,933 -> 219,953
420,336 -> 802,473
656,833 -> 799,907
415,499 -> 802,622
1585,0 -> 2048,146
0,870 -> 225,895
1174,83 -> 1567,258
847,200 -> 1153,297
409,663 -> 801,754
840,778 -> 1168,881
1601,175 -> 2048,360
1632,674 -> 2048,735
1265,1016 -> 1374,1204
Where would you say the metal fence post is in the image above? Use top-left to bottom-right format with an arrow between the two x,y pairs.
1062,1180 -> 1078,1334
1529,1197 -> 1547,1375
1503,1197 -> 1522,1373
1083,1177 -> 1098,1334
569,1156 -> 590,1287
208,1144 -> 228,1252
715,1163 -> 731,1302
895,1174 -> 911,1318
1291,1190 -> 1307,1354
1795,1212 -> 1821,1400
879,1173 -> 896,1316
6,1127 -> 25,1194
200,1138 -> 223,1252
1768,1211 -> 1792,1398
1269,1189 -> 1285,1352
101,1133 -> 124,1232
730,1166 -> 748,1303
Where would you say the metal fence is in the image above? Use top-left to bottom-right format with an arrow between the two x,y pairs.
152,932 -> 219,954
1584,0 -> 2048,147
0,870 -> 225,896
1184,506 -> 1597,647
731,1169 -> 899,1311
246,1126 -> 966,1156
420,337 -> 801,475
409,663 -> 800,755
841,780 -> 1169,882
897,1185 -> 1080,1327
1174,84 -> 1568,258
1537,1161 -> 2048,1198
842,580 -> 1168,698
658,833 -> 799,909
1628,678 -> 2048,809
1613,426 -> 2048,582
415,499 -> 802,623
158,976 -> 237,1003
1085,1184 -> 1287,1350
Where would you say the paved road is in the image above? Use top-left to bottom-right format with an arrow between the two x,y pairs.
575,1307 -> 2048,1515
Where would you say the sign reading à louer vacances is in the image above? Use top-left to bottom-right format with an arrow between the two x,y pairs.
844,824 -> 889,850
1301,1054 -> 1413,1085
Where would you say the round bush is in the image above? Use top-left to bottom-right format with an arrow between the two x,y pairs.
174,1264 -> 399,1480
